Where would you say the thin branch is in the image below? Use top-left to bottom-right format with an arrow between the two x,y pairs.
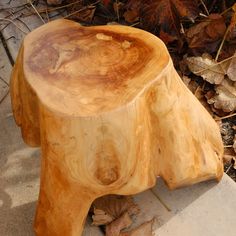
221,5 -> 234,15
27,0 -> 45,24
215,113 -> 236,121
23,0 -> 82,16
115,0 -> 120,22
225,163 -> 233,174
193,54 -> 236,74
47,0 -> 82,12
16,18 -> 32,32
45,6 -> 50,22
215,26 -> 230,62
0,18 -> 28,34
199,0 -> 209,15
63,0 -> 100,19
0,3 -> 28,10
130,21 -> 140,27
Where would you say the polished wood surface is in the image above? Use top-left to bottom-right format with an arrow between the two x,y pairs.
10,19 -> 224,236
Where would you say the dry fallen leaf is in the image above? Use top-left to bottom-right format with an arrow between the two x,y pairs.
223,154 -> 235,165
186,14 -> 226,53
123,10 -> 139,23
120,219 -> 154,236
207,79 -> 236,112
125,0 -> 199,44
187,52 -> 236,84
106,212 -> 132,236
182,75 -> 198,93
229,3 -> 236,39
92,195 -> 139,226
92,208 -> 114,226
186,54 -> 225,84
233,135 -> 236,154
226,53 -> 236,81
47,0 -> 63,5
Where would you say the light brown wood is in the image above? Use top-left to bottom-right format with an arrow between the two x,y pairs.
10,19 -> 224,236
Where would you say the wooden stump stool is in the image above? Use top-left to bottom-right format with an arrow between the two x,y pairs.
10,19 -> 224,236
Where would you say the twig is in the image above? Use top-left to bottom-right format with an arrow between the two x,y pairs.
215,113 -> 236,121
45,6 -> 50,22
0,3 -> 28,10
47,0 -> 82,12
224,145 -> 233,148
194,54 -> 236,74
115,0 -> 120,22
27,0 -> 45,24
199,13 -> 208,18
16,18 -> 32,32
215,26 -> 230,62
225,163 -> 233,174
150,188 -> 171,212
199,0 -> 209,16
130,22 -> 140,27
63,0 -> 100,19
0,18 -> 28,34
23,0 -> 82,16
221,5 -> 234,15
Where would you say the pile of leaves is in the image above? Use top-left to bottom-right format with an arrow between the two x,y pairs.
91,195 -> 154,235
44,0 -> 236,180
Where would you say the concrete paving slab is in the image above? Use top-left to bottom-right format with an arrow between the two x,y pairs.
153,175 -> 236,236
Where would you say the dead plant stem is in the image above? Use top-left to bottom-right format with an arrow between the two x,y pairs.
27,0 -> 45,24
0,18 -> 28,34
215,26 -> 230,61
215,113 -> 236,121
200,0 -> 209,15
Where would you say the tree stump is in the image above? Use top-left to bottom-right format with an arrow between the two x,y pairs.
10,19 -> 224,236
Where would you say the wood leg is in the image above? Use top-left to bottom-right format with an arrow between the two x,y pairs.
34,157 -> 94,236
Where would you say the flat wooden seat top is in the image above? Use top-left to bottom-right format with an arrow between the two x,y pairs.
11,19 -> 224,236
21,19 -> 169,116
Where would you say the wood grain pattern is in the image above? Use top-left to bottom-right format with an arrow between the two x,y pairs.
10,19 -> 224,236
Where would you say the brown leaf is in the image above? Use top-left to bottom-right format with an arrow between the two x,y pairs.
125,0 -> 142,23
70,7 -> 96,22
233,135 -> 236,154
123,10 -> 139,23
182,76 -> 198,93
186,14 -> 226,53
186,54 -> 225,84
223,154 -> 235,165
106,212 -> 132,236
207,79 -> 236,112
92,195 -> 139,226
47,0 -> 63,5
226,53 -> 236,81
125,0 -> 198,44
229,3 -> 236,38
103,0 -> 111,7
92,208 -> 114,226
120,220 -> 154,236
